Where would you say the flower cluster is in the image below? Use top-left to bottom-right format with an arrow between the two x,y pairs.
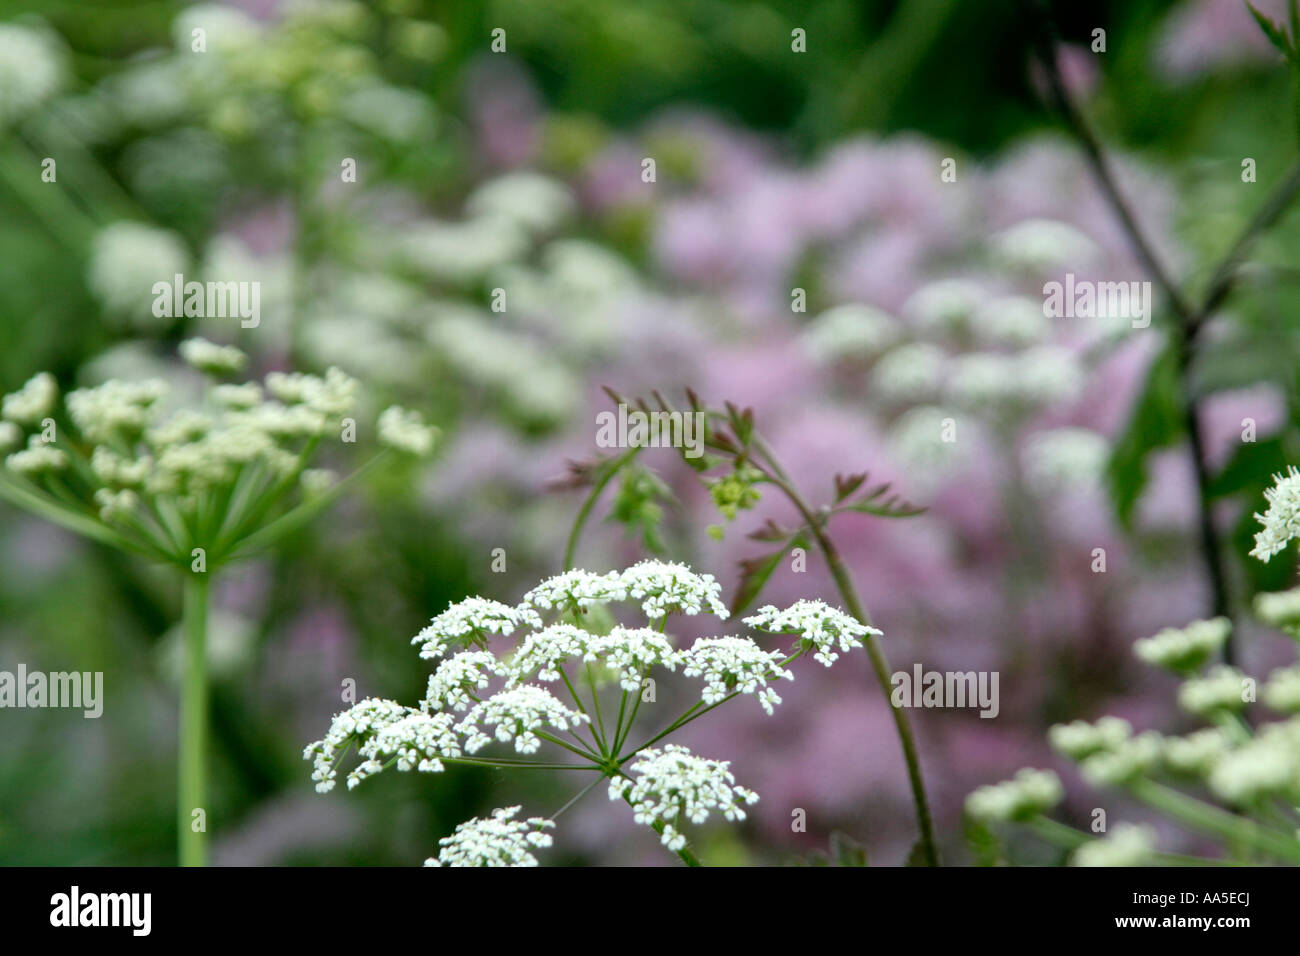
423,807 -> 555,868
1250,466 -> 1300,562
0,341 -> 434,568
964,769 -> 1063,823
965,474 -> 1300,865
610,745 -> 759,852
744,599 -> 880,666
1133,617 -> 1231,674
307,561 -> 872,864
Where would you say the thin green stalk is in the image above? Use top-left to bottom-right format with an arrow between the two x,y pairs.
179,571 -> 210,867
1129,779 -> 1300,864
563,448 -> 640,571
752,443 -> 939,866
616,788 -> 700,867
585,663 -> 609,754
1027,815 -> 1248,865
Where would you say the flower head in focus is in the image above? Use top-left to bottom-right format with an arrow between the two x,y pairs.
307,562 -> 872,865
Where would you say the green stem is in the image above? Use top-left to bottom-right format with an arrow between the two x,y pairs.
753,443 -> 939,866
616,789 -> 700,866
1027,815 -> 1248,865
562,448 -> 640,571
179,571 -> 210,867
1129,779 -> 1300,864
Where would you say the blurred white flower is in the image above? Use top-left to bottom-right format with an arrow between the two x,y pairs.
1022,427 -> 1109,493
0,24 -> 64,127
965,769 -> 1063,823
802,303 -> 900,363
1,372 -> 57,425
991,218 -> 1099,274
467,172 -> 574,236
378,405 -> 437,456
88,222 -> 189,326
1071,823 -> 1156,867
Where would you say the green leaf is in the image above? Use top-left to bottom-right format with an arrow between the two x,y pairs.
829,830 -> 869,867
731,533 -> 805,615
1246,3 -> 1295,60
1206,436 -> 1288,499
835,476 -> 925,519
1106,340 -> 1185,528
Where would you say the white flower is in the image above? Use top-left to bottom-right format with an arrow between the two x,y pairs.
971,296 -> 1049,347
264,367 -> 358,418
872,343 -> 947,403
1133,617 -> 1230,674
424,807 -> 555,867
88,222 -> 188,325
1022,427 -> 1109,493
0,24 -> 64,127
458,685 -> 589,754
903,279 -> 984,332
412,597 -> 540,659
340,83 -> 435,144
1178,666 -> 1249,717
397,217 -> 529,284
610,745 -> 758,851
466,173 -> 574,236
964,769 -> 1063,823
1080,731 -> 1162,786
1255,586 -> 1300,630
887,405 -> 969,491
1250,466 -> 1300,562
6,436 -> 67,476
179,337 -> 246,376
744,599 -> 877,666
991,218 -> 1099,274
1264,666 -> 1300,714
66,379 -> 169,444
802,304 -> 899,363
299,468 -> 335,497
505,624 -> 600,684
212,382 -> 263,409
947,348 -> 1082,414
378,405 -> 437,456
680,636 -> 792,714
91,446 -> 153,487
225,401 -> 326,439
1162,727 -> 1231,776
2,372 -> 57,425
1048,717 -> 1132,760
423,651 -> 504,713
523,569 -> 627,612
593,626 -> 680,692
94,487 -> 139,522
618,560 -> 729,620
1071,823 -> 1156,867
0,421 -> 20,452
303,698 -> 462,793
172,4 -> 260,54
1206,723 -> 1300,805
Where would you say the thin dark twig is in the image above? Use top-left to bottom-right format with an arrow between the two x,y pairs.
1022,0 -> 1300,663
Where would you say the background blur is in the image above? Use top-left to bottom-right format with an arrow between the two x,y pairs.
2,0 -> 1299,865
